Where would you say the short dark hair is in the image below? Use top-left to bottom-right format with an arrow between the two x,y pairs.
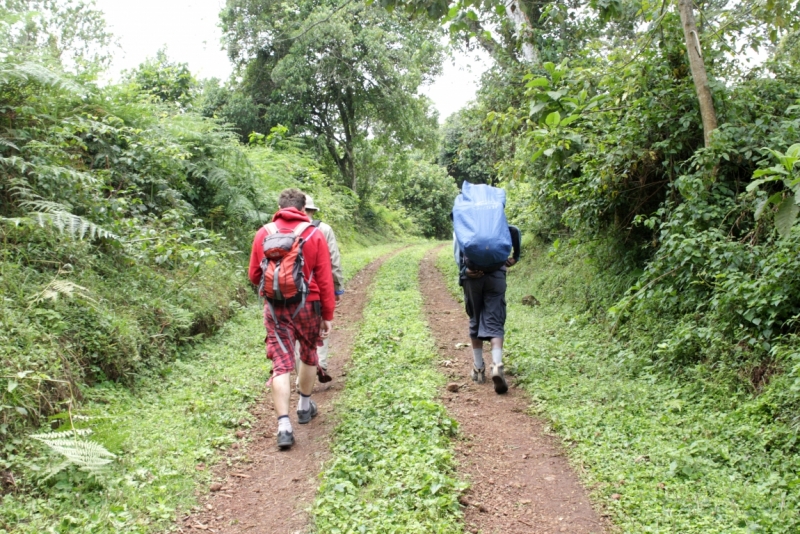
277,188 -> 306,210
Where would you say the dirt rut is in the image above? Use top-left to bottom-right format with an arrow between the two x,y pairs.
175,254 -> 391,534
420,248 -> 607,534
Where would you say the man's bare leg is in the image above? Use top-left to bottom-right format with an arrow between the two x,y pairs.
296,360 -> 318,424
272,372 -> 295,448
272,372 -> 291,416
297,360 -> 316,396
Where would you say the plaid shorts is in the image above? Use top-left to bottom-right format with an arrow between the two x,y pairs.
263,300 -> 321,377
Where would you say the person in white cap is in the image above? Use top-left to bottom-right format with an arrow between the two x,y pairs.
295,194 -> 344,385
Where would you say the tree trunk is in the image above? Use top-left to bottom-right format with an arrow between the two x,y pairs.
678,0 -> 717,147
508,0 -> 537,64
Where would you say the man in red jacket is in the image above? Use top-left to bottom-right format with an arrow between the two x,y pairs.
248,188 -> 336,450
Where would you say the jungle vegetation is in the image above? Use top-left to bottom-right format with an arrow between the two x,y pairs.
4,0 -> 800,531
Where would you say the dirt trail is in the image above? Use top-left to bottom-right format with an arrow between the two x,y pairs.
176,253 -> 391,534
419,248 -> 607,534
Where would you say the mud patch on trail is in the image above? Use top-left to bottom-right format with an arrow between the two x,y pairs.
174,252 -> 394,534
420,247 -> 608,534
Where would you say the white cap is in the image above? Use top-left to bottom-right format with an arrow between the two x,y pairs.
304,195 -> 319,211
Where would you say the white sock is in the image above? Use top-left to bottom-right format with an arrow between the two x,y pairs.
472,348 -> 484,370
298,393 -> 311,412
491,347 -> 503,366
278,415 -> 292,433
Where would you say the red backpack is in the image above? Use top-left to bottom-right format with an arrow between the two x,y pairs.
257,221 -> 319,313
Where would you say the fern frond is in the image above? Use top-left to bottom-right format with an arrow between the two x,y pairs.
0,62 -> 84,94
30,428 -> 93,440
31,430 -> 115,474
30,279 -> 94,304
0,137 -> 19,151
0,216 -> 28,227
20,200 -> 119,241
0,155 -> 34,174
29,163 -> 99,188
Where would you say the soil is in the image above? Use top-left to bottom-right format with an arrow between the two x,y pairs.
175,246 -> 608,534
419,247 -> 608,534
175,253 -> 392,534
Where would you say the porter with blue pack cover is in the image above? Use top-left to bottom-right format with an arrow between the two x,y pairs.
452,181 -> 521,394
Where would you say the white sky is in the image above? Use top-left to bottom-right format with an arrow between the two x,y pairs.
93,0 -> 489,122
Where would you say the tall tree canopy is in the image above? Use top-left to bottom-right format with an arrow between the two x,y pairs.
0,0 -> 114,71
220,0 -> 444,194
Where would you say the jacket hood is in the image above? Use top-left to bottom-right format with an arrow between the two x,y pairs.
272,207 -> 311,223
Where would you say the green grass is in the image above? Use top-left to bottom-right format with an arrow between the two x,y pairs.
436,244 -> 800,533
1,241 -> 404,534
312,245 -> 465,534
338,241 -> 407,282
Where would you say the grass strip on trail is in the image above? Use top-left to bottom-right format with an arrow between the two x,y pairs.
1,242 -> 403,534
312,245 -> 464,534
436,245 -> 800,533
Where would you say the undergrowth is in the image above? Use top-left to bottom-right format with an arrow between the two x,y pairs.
436,244 -> 800,533
0,242 -> 401,533
312,245 -> 464,533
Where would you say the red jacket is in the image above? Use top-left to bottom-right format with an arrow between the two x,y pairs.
248,207 -> 335,321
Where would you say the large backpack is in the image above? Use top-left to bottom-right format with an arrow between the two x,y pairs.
452,181 -> 512,272
257,220 -> 319,307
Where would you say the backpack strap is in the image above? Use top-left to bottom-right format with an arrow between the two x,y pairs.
311,219 -> 322,228
265,300 -> 290,355
263,222 -> 278,235
292,221 -> 312,238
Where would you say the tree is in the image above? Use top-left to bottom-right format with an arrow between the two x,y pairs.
439,107 -> 498,185
221,0 -> 444,194
0,0 -> 114,71
128,50 -> 196,107
196,79 -> 265,142
376,154 -> 459,238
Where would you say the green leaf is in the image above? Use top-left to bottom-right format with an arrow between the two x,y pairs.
774,195 -> 799,238
546,90 -> 565,101
754,198 -> 768,220
746,178 -> 767,192
787,143 -> 800,159
529,102 -> 547,116
560,114 -> 580,127
752,167 -> 784,178
545,111 -> 561,128
526,77 -> 550,88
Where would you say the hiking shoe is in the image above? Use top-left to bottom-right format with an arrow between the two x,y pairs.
471,366 -> 486,384
297,399 -> 318,424
277,430 -> 295,450
317,366 -> 332,384
491,364 -> 508,394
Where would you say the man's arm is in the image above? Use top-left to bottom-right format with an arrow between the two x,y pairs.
509,225 -> 522,263
248,228 -> 266,286
312,233 -> 335,322
322,223 -> 344,293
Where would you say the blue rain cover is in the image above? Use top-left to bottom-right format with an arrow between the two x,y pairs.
453,181 -> 511,269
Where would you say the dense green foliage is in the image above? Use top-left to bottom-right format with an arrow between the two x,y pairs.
313,246 -> 464,533
438,244 -> 800,532
220,0 -> 444,194
1,243 -> 400,533
1,0 -> 424,507
412,0 -> 800,435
